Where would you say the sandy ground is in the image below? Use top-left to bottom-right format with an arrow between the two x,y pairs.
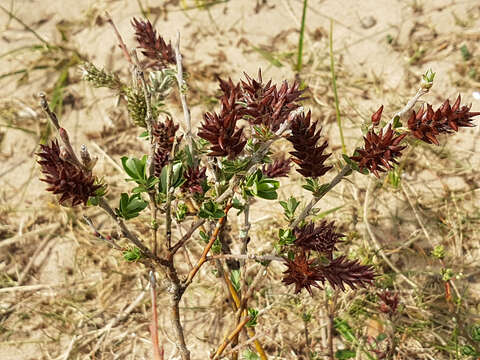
1,0 -> 480,359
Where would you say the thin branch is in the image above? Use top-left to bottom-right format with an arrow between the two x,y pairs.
166,262 -> 190,360
363,178 -> 418,289
83,215 -> 123,251
149,271 -> 163,360
105,12 -> 133,65
212,316 -> 251,360
171,114 -> 294,254
224,265 -> 268,360
290,164 -> 351,229
290,85 -> 430,229
39,93 -> 83,168
165,140 -> 180,250
385,87 -> 429,132
174,31 -> 194,163
97,198 -> 169,267
207,254 -> 283,263
183,201 -> 233,287
326,290 -> 338,360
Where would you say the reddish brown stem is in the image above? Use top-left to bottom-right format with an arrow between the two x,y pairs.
183,202 -> 232,287
105,12 -> 133,65
212,316 -> 251,360
149,271 -> 163,360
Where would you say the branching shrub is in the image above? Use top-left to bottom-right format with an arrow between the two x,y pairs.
36,17 -> 479,360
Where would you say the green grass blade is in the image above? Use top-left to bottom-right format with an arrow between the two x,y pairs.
329,19 -> 346,154
296,0 -> 308,72
252,46 -> 283,68
0,4 -> 50,46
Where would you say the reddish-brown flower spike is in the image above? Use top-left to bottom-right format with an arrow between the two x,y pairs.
282,252 -> 324,295
351,124 -> 407,178
408,95 -> 479,145
153,147 -> 170,177
241,69 -> 305,131
262,156 -> 291,178
378,290 -> 399,315
294,221 -> 344,258
320,256 -> 375,291
288,111 -> 332,178
197,76 -> 246,158
217,76 -> 244,115
37,140 -> 101,206
371,105 -> 384,126
131,18 -> 176,68
152,117 -> 180,177
152,117 -> 179,151
198,111 -> 246,158
181,166 -> 207,194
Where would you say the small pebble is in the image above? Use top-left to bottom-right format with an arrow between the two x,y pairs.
360,16 -> 377,29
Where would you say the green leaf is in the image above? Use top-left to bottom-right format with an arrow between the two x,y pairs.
256,190 -> 278,200
335,349 -> 356,359
199,231 -> 209,243
121,155 -> 148,184
198,200 -> 225,220
232,197 -> 245,214
242,349 -> 260,360
302,312 -> 312,323
175,202 -> 188,222
334,318 -> 356,343
461,345 -> 477,356
116,193 -> 148,220
211,238 -> 222,254
222,158 -> 250,175
471,324 -> 480,342
123,247 -> 142,262
312,205 -> 345,220
376,333 -> 388,342
392,115 -> 402,129
246,308 -> 259,327
278,229 -> 296,245
279,196 -> 300,221
230,269 -> 241,292
460,44 -> 472,61
159,162 -> 184,194
243,170 -> 279,200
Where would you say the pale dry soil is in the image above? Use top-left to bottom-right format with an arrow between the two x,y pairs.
0,0 -> 479,359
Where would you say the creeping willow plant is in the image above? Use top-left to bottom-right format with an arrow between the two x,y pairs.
36,17 -> 478,360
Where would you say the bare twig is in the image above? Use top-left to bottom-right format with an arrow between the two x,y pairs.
239,198 -> 251,295
364,178 -> 418,289
207,254 -> 283,263
212,316 -> 251,360
326,290 -> 338,360
290,164 -> 351,229
174,31 -> 194,163
91,142 -> 124,174
39,93 -> 83,168
149,271 -> 163,360
83,215 -> 122,250
61,335 -> 77,360
401,182 -> 435,248
17,234 -> 55,286
183,201 -> 233,287
385,87 -> 429,131
105,12 -> 133,65
290,85 -> 430,229
167,262 -> 190,360
0,223 -> 60,249
0,284 -> 61,293
97,198 -> 169,267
